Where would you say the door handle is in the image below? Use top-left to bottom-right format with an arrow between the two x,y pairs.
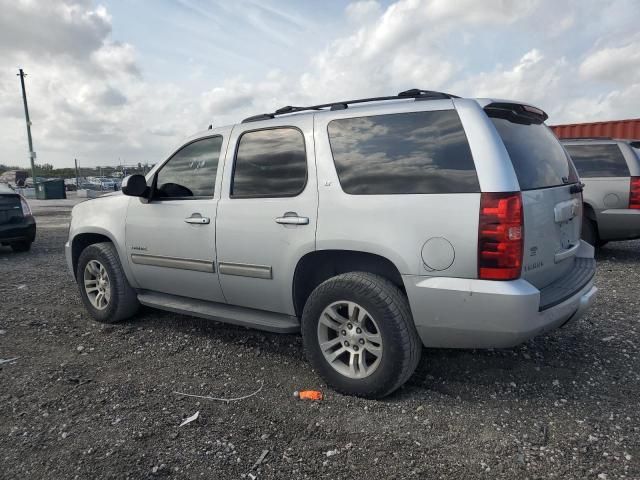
184,213 -> 210,225
275,212 -> 309,225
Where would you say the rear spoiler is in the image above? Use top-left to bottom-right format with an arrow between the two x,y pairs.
484,102 -> 548,125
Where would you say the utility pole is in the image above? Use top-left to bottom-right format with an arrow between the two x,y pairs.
74,158 -> 80,188
17,69 -> 37,186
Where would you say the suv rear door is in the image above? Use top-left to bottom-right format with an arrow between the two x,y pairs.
485,104 -> 582,289
215,116 -> 317,315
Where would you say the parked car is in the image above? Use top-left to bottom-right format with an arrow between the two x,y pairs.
98,178 -> 116,190
66,90 -> 597,398
64,178 -> 78,191
561,138 -> 640,246
0,183 -> 36,252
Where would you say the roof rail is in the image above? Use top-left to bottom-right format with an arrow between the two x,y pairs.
241,89 -> 458,123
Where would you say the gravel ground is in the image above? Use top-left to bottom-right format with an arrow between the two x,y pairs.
1,207 -> 638,479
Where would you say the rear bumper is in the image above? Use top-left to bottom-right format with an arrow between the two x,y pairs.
404,242 -> 597,349
596,208 -> 640,241
0,216 -> 36,244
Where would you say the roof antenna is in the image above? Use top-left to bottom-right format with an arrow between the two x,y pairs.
208,124 -> 212,130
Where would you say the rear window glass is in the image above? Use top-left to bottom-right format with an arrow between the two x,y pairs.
327,110 -> 479,195
563,144 -> 630,177
489,116 -> 578,190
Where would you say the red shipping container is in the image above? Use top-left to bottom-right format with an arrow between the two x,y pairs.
551,118 -> 640,140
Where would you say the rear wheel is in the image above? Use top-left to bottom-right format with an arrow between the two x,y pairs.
581,215 -> 598,247
77,242 -> 139,323
10,241 -> 31,252
301,272 -> 421,398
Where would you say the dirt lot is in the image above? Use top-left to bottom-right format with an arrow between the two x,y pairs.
1,205 -> 639,479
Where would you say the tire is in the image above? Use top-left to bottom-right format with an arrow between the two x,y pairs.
11,241 -> 31,252
581,215 -> 598,247
76,242 -> 139,323
301,272 -> 421,399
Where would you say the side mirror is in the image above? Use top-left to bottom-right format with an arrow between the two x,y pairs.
121,174 -> 149,198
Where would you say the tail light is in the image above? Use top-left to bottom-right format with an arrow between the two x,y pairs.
478,192 -> 523,280
630,177 -> 640,209
19,195 -> 32,217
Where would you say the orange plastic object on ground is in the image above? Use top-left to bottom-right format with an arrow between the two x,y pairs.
294,390 -> 323,401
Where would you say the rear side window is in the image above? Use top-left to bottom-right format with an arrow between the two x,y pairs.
327,110 -> 479,195
564,144 -> 630,177
232,128 -> 307,198
489,116 -> 578,190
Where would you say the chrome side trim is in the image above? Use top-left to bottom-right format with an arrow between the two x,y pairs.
218,262 -> 272,279
130,253 -> 214,273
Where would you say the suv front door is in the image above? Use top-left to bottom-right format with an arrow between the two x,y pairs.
216,117 -> 317,315
125,131 -> 229,302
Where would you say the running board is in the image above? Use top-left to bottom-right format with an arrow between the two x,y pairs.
137,291 -> 300,334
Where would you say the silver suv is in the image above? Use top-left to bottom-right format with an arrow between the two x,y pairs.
561,138 -> 640,246
66,90 -> 597,398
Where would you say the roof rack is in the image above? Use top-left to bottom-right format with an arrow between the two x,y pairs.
241,89 -> 458,123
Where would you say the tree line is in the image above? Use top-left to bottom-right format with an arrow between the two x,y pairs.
0,163 -> 150,178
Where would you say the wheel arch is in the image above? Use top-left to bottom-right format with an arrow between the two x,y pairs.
583,202 -> 598,222
292,249 -> 405,317
72,231 -> 141,289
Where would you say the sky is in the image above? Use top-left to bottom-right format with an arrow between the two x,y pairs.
1,0 -> 639,168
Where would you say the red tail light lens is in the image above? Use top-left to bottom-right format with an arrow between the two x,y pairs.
630,177 -> 640,209
478,192 -> 523,280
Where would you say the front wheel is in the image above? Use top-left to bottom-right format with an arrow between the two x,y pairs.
76,242 -> 139,323
301,272 -> 421,398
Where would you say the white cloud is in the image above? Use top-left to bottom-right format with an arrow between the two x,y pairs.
455,49 -> 568,105
579,39 -> 640,84
563,84 -> 640,122
0,0 -> 110,58
0,0 -> 205,167
1,0 -> 639,168
346,1 -> 383,23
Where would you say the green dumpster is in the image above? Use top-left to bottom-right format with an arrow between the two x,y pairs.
35,179 -> 67,200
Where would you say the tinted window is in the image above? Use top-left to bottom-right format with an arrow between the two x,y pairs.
156,136 -> 222,198
232,128 -> 307,197
564,144 -> 630,177
490,117 -> 578,190
327,110 -> 479,195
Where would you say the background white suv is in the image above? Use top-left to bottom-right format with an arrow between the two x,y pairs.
562,138 -> 640,247
66,90 -> 597,398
